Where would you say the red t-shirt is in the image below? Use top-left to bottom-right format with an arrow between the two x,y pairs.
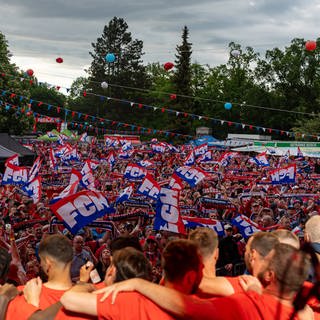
6,285 -> 65,320
6,284 -> 95,320
96,291 -> 174,320
185,291 -> 298,320
301,281 -> 320,313
225,276 -> 244,294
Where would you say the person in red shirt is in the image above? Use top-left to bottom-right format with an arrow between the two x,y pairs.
5,234 -> 93,320
189,229 -> 279,297
93,243 -> 315,320
60,239 -> 203,319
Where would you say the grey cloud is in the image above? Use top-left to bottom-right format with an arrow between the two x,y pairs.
0,0 -> 319,87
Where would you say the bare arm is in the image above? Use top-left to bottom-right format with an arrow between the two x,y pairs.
198,276 -> 235,297
60,291 -> 97,316
93,278 -> 214,320
60,284 -> 97,316
28,302 -> 62,320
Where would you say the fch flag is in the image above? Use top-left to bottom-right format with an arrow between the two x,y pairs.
153,187 -> 186,234
252,152 -> 269,167
137,174 -> 160,200
184,151 -> 195,166
124,163 -> 146,180
50,190 -> 114,234
175,166 -> 206,188
270,164 -> 296,185
116,185 -> 134,204
21,176 -> 42,204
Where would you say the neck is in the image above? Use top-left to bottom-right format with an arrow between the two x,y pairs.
164,280 -> 190,294
203,259 -> 216,278
45,265 -> 73,290
263,286 -> 294,306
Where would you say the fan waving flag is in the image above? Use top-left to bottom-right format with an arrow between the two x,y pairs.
50,189 -> 115,234
182,217 -> 225,237
124,163 -> 146,180
175,166 -> 206,188
270,164 -> 296,185
252,152 -> 269,167
106,151 -> 116,169
297,147 -> 304,158
137,174 -> 160,200
2,163 -> 28,186
137,160 -> 154,168
21,176 -> 42,204
231,214 -> 261,238
152,143 -> 166,153
28,156 -> 43,182
168,173 -> 184,191
184,151 -> 195,166
153,187 -> 186,235
49,148 -> 57,170
194,143 -> 208,157
50,169 -> 81,204
197,150 -> 212,163
218,151 -> 238,167
116,184 -> 134,204
5,154 -> 19,166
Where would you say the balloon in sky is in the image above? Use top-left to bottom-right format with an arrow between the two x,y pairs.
164,62 -> 174,71
231,49 -> 240,58
170,94 -> 177,100
105,53 -> 116,63
26,69 -> 34,76
224,102 -> 232,110
305,40 -> 317,51
56,57 -> 63,63
101,81 -> 108,89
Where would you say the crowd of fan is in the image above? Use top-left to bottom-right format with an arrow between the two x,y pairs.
0,138 -> 320,319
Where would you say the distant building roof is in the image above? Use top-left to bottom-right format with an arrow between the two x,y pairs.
0,133 -> 35,157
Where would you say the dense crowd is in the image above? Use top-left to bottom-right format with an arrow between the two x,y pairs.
0,136 -> 320,319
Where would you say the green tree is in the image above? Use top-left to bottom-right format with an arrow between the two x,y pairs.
0,31 -> 33,134
255,38 -> 320,133
30,85 -> 66,133
85,17 -> 150,128
170,26 -> 193,135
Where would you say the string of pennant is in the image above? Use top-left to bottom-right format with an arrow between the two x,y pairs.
0,97 -> 193,138
1,86 -> 320,141
0,70 -> 319,140
0,67 -> 316,117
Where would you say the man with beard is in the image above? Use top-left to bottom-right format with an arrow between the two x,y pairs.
189,230 -> 279,297
91,243 -> 314,320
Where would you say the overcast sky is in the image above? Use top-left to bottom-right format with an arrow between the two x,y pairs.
1,0 -> 319,90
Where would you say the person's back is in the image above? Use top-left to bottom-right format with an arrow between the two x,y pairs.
93,243 -> 312,320
61,239 -> 203,319
6,234 -> 77,320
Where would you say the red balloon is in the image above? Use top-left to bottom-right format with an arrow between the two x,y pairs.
170,94 -> 177,100
56,57 -> 63,63
305,40 -> 317,51
26,69 -> 34,76
164,62 -> 174,71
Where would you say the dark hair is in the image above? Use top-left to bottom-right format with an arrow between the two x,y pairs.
39,234 -> 73,264
189,228 -> 218,259
250,232 -> 279,257
0,247 -> 11,284
113,247 -> 152,282
269,243 -> 310,295
110,236 -> 142,255
162,239 -> 201,282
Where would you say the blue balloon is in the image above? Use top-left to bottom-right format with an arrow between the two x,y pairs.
105,53 -> 115,63
224,102 -> 232,110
